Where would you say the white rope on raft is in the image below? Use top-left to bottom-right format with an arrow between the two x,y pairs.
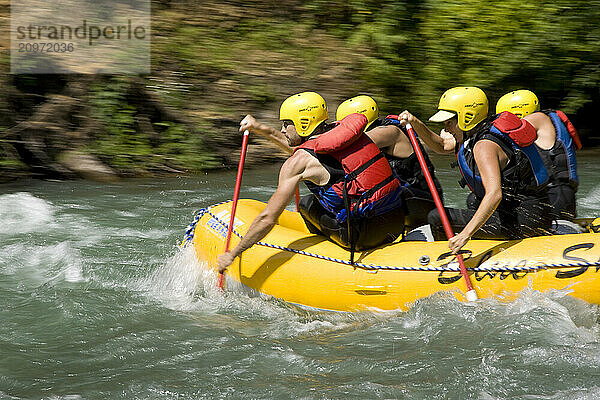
182,202 -> 600,273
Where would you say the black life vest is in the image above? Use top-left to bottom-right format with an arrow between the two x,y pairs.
296,113 -> 404,222
457,112 -> 549,200
537,109 -> 579,189
378,118 -> 441,194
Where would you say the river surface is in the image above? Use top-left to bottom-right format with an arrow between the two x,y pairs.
1,150 -> 600,399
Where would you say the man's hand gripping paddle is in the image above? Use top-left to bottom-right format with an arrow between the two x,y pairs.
402,121 -> 478,301
219,130 -> 250,290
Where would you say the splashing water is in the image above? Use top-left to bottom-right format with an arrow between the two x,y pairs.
0,192 -> 55,235
0,155 -> 599,399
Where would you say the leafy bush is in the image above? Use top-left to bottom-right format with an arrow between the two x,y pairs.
89,77 -> 216,173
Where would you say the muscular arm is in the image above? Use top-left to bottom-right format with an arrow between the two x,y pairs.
217,151 -> 328,271
399,111 -> 455,154
449,140 -> 504,253
240,114 -> 294,155
366,125 -> 414,158
524,112 -> 555,150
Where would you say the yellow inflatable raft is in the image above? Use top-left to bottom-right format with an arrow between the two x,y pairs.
185,199 -> 600,312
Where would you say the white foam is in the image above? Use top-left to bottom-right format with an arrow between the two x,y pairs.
114,210 -> 139,218
107,227 -> 176,240
132,245 -> 371,338
137,246 -> 206,311
0,192 -> 55,234
137,242 -> 600,346
579,185 -> 600,214
0,241 -> 85,285
530,386 -> 600,400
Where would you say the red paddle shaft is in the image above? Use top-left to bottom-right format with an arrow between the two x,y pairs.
404,123 -> 478,301
294,186 -> 300,211
219,129 -> 250,290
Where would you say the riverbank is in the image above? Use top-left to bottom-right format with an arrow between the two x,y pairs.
0,1 -> 370,182
1,0 -> 599,183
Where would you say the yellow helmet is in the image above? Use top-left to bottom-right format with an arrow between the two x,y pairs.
429,86 -> 489,131
336,95 -> 379,129
279,92 -> 328,137
496,90 -> 540,118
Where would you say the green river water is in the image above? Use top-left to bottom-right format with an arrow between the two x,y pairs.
1,150 -> 600,399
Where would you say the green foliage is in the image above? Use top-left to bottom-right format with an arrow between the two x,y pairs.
89,78 -> 151,171
164,18 -> 300,78
151,0 -> 600,141
8,0 -> 598,181
0,138 -> 27,172
244,82 -> 278,105
0,158 -> 26,168
154,122 -> 218,171
342,0 -> 600,119
88,77 -> 216,173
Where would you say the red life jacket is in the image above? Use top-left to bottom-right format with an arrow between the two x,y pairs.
554,110 -> 582,150
494,111 -> 537,146
296,113 -> 404,221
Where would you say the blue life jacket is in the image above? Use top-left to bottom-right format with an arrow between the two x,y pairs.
539,110 -> 579,188
457,113 -> 549,200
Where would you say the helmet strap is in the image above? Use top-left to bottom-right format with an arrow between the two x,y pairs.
304,121 -> 329,141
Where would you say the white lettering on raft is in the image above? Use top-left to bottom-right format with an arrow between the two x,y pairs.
206,210 -> 244,239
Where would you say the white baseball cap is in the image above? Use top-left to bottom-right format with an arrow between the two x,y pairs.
428,110 -> 456,123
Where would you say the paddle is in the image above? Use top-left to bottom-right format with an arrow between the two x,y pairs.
219,129 -> 250,290
404,122 -> 478,301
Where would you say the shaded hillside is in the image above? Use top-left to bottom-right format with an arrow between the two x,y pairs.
1,0 -> 599,182
0,0 -> 371,181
